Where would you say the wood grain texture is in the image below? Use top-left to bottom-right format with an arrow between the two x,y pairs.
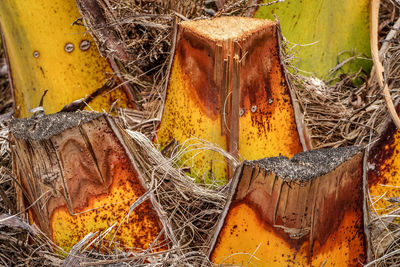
209,147 -> 367,266
10,111 -> 166,251
156,17 -> 309,183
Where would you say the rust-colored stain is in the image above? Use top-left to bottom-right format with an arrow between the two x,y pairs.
368,105 -> 400,214
238,23 -> 303,161
177,31 -> 219,119
156,17 -> 305,183
210,155 -> 366,266
12,115 -> 165,252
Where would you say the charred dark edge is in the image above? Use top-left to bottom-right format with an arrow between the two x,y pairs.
59,77 -> 137,112
60,79 -> 116,112
105,116 -> 175,248
367,100 -> 400,186
0,22 -> 16,117
362,148 -> 373,262
207,164 -> 243,259
276,22 -> 313,151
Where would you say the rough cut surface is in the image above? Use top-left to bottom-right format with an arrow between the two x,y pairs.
254,146 -> 360,181
209,146 -> 366,266
181,17 -> 275,40
10,112 -> 166,252
10,111 -> 102,140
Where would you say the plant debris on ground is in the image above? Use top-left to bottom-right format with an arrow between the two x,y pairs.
0,0 -> 400,266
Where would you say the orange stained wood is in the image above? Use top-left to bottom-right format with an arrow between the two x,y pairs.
211,204 -> 365,266
209,148 -> 366,266
11,113 -> 165,252
368,107 -> 400,214
0,0 -> 134,118
156,17 -> 306,183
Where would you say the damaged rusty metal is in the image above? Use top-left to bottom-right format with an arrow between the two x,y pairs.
156,17 -> 311,183
209,146 -> 367,265
10,111 -> 167,252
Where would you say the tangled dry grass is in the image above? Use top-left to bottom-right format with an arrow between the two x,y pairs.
289,1 -> 400,149
75,0 -> 281,119
0,0 -> 400,266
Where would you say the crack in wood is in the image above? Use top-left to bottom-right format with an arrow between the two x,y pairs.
78,125 -> 105,185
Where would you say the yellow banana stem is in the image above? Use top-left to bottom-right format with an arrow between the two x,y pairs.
11,112 -> 167,252
210,148 -> 367,266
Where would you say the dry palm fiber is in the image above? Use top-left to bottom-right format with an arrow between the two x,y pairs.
74,0 -> 281,122
288,1 -> 400,149
51,127 -> 231,266
76,0 -> 400,149
0,0 -> 399,266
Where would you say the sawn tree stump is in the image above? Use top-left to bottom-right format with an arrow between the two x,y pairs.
10,111 -> 166,251
156,17 -> 310,182
209,146 -> 367,266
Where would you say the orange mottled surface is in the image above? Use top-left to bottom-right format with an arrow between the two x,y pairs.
12,115 -> 165,251
368,107 -> 400,214
211,204 -> 365,266
156,17 -> 305,182
238,22 -> 303,161
210,153 -> 366,266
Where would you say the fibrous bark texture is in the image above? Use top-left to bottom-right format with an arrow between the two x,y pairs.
209,146 -> 367,266
10,111 -> 166,251
156,17 -> 309,182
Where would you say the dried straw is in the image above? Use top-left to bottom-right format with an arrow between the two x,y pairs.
288,1 -> 400,149
49,126 -> 229,266
0,0 -> 400,266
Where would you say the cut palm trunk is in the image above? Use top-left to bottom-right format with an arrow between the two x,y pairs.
255,0 -> 371,80
156,17 -> 310,182
209,146 -> 367,266
368,106 -> 400,215
367,0 -> 400,220
10,111 -> 166,252
0,0 -> 134,118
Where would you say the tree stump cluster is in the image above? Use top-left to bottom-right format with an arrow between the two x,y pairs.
5,12 -> 395,266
